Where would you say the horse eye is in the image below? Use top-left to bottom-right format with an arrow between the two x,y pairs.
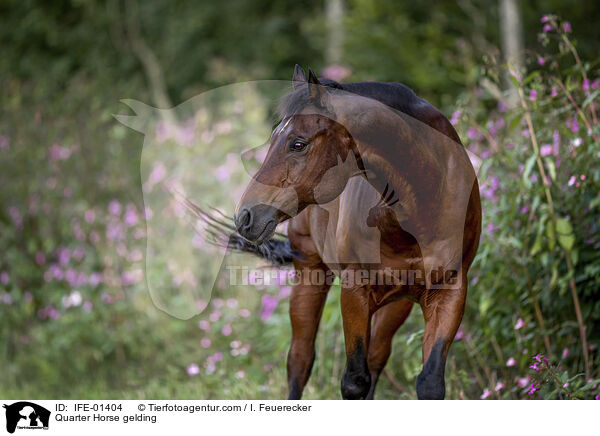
289,139 -> 308,152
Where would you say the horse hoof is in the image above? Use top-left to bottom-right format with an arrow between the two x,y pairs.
341,372 -> 371,400
416,372 -> 445,400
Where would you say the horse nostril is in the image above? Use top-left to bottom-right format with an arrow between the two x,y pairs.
236,208 -> 252,231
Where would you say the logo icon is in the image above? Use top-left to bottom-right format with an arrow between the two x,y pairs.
3,402 -> 50,434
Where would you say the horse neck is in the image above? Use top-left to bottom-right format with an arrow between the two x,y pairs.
330,94 -> 444,204
353,123 -> 445,214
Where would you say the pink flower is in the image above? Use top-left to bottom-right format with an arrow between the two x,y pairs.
1,293 -> 13,304
35,252 -> 46,266
49,144 -> 71,161
101,293 -> 114,304
506,357 -> 517,367
221,325 -> 232,336
551,87 -> 558,97
467,127 -> 479,140
260,294 -> 279,321
542,23 -> 553,33
563,21 -> 571,33
540,144 -> 553,156
480,388 -> 492,399
210,352 -> 224,362
568,176 -> 576,187
214,166 -> 230,181
321,65 -> 351,81
108,200 -> 121,216
514,318 -> 525,330
540,16 -> 549,23
89,272 -> 102,286
571,117 -> 579,133
486,223 -> 498,233
517,377 -> 531,388
279,285 -> 292,298
527,383 -> 540,395
450,110 -> 461,126
209,310 -> 221,322
124,205 -> 139,226
562,348 -> 569,358
230,340 -> 242,349
454,329 -> 464,340
537,57 -> 546,66
186,363 -> 200,376
592,78 -> 600,90
198,320 -> 210,331
529,362 -> 540,372
529,89 -> 538,101
201,338 -> 211,348
495,381 -> 505,391
236,370 -> 246,379
583,78 -> 590,91
58,248 -> 71,266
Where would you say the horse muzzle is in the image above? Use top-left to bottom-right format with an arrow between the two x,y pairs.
234,204 -> 280,245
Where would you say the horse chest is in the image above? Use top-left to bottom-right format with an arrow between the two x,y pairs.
309,177 -> 385,268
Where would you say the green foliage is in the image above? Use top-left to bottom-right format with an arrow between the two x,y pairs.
452,14 -> 600,399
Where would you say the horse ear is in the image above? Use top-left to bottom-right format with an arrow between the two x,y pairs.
307,68 -> 327,106
292,64 -> 306,90
307,68 -> 321,86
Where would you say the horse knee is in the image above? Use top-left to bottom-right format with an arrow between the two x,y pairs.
341,369 -> 371,400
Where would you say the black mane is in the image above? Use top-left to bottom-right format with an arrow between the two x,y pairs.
279,78 -> 461,143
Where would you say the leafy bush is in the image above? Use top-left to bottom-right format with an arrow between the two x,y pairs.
449,14 -> 600,399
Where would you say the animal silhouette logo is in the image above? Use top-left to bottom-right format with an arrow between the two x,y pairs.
3,402 -> 50,433
116,80 -> 482,318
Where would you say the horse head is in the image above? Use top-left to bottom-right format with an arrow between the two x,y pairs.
235,65 -> 363,244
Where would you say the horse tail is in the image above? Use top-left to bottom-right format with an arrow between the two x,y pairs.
168,188 -> 297,266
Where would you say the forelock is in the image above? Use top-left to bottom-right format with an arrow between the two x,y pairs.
277,87 -> 312,119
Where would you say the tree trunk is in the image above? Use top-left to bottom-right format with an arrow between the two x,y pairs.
499,0 -> 524,105
325,0 -> 344,65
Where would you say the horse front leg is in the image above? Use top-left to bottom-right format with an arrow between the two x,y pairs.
416,286 -> 466,400
366,299 -> 414,399
340,285 -> 373,400
287,264 -> 331,400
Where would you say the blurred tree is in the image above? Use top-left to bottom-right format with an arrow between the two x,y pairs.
499,0 -> 524,105
325,0 -> 345,65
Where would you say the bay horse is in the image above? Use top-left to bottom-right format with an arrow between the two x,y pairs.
230,65 -> 481,399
